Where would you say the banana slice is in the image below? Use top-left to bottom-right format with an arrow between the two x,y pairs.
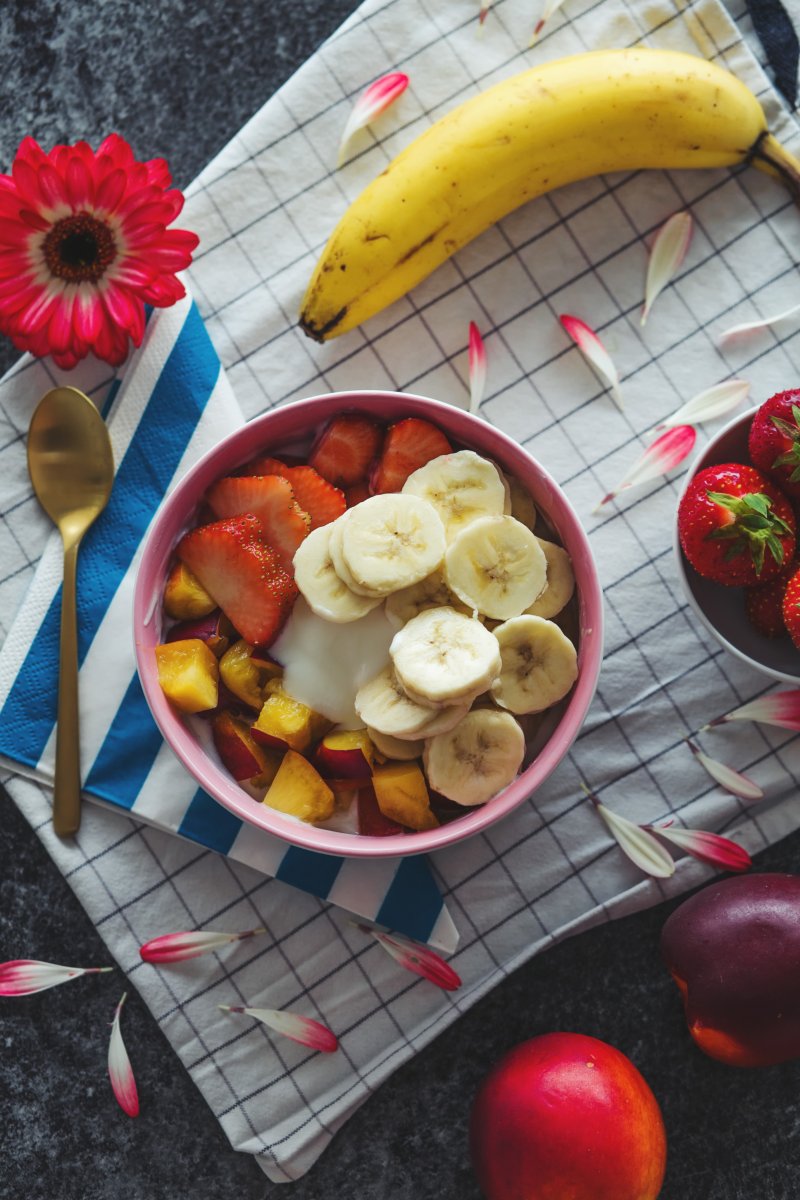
390,606 -> 501,705
423,709 -> 525,806
328,514 -> 385,598
367,727 -> 424,761
355,665 -> 439,736
292,524 -> 383,622
384,568 -> 471,629
491,614 -> 578,714
525,540 -> 575,619
507,475 -> 537,531
402,449 -> 507,539
339,493 -> 446,596
445,514 -> 547,620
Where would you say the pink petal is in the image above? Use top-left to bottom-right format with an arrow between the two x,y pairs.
529,0 -> 566,44
719,302 -> 800,342
653,379 -> 750,432
559,314 -> 623,409
478,0 -> 494,24
589,795 -> 675,878
595,425 -> 696,511
355,923 -> 461,990
468,321 -> 487,414
219,1005 -> 338,1053
649,823 -> 752,872
687,741 -> 764,802
704,690 -> 800,733
0,959 -> 113,997
641,212 -> 693,326
338,73 -> 409,167
108,993 -> 139,1117
139,927 -> 267,964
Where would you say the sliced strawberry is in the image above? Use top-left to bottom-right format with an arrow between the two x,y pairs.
370,417 -> 452,493
176,515 -> 297,647
308,414 -> 384,487
745,560 -> 795,637
357,785 -> 404,836
782,567 -> 800,649
206,474 -> 310,573
241,458 -> 345,529
345,480 -> 371,507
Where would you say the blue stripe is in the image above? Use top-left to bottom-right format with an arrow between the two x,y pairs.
0,303 -> 220,772
375,857 -> 443,944
178,789 -> 243,854
83,675 -> 163,810
276,846 -> 344,896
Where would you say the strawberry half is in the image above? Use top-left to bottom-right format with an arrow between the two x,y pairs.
745,559 -> 795,637
243,460 -> 345,529
748,389 -> 800,501
678,462 -> 796,587
370,417 -> 452,493
206,474 -> 310,573
782,566 -> 800,649
176,515 -> 297,647
308,414 -> 384,487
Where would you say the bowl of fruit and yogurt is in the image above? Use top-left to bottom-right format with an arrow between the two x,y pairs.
133,390 -> 603,857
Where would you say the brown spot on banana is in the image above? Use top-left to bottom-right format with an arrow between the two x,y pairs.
299,305 -> 348,342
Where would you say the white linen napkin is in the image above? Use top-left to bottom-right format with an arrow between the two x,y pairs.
2,0 -> 800,1182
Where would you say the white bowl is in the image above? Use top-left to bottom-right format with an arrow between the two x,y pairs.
673,407 -> 800,685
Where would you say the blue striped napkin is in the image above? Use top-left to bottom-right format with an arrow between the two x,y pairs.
0,292 -> 456,952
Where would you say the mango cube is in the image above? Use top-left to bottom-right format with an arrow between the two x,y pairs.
251,687 -> 331,753
163,562 -> 217,620
155,639 -> 219,713
372,762 -> 439,831
219,638 -> 282,710
263,750 -> 335,824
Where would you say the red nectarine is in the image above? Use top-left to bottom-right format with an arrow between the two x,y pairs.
661,872 -> 800,1067
470,1032 -> 666,1200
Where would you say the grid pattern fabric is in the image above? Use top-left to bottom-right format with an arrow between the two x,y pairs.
1,0 -> 800,1182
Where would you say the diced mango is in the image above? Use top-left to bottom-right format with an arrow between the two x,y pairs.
251,686 -> 331,753
219,638 -> 282,709
372,762 -> 439,831
163,562 -> 217,620
155,639 -> 219,713
263,749 -> 335,823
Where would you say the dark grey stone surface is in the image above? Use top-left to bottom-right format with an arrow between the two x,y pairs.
1,2 -> 800,1198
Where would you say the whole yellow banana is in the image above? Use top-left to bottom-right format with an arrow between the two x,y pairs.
299,47 -> 800,342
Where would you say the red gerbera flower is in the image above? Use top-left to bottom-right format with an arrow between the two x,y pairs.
0,134 -> 199,369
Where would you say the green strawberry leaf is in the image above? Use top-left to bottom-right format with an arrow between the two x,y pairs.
771,414 -> 800,441
765,533 -> 786,566
751,538 -> 766,575
705,490 -> 741,512
742,493 -> 770,517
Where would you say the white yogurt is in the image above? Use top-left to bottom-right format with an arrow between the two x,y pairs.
270,597 -> 395,727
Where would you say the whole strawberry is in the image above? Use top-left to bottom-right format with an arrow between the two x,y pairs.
678,462 -> 796,587
782,567 -> 800,649
745,559 -> 795,637
749,389 -> 800,501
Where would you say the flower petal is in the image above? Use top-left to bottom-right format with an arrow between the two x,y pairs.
687,741 -> 764,802
719,302 -> 800,342
338,73 -> 409,167
529,0 -> 567,45
654,379 -> 750,432
590,797 -> 676,878
468,321 -> 487,413
108,993 -> 139,1117
649,823 -> 752,872
559,314 -> 623,409
704,690 -> 800,733
219,1005 -> 338,1053
596,425 -> 696,510
355,923 -> 461,989
139,927 -> 267,964
0,959 -> 113,997
641,211 -> 693,326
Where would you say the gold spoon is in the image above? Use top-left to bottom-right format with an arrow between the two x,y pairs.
27,387 -> 114,837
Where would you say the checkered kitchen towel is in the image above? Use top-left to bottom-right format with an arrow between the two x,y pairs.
3,0 -> 800,1183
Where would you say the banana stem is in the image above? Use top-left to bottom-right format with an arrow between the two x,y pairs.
749,131 -> 800,206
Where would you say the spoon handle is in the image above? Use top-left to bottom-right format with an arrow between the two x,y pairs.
53,539 -> 82,837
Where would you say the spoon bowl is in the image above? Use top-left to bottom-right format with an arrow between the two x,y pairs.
27,386 -> 114,836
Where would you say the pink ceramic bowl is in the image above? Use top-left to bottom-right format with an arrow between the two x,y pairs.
133,390 -> 604,858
